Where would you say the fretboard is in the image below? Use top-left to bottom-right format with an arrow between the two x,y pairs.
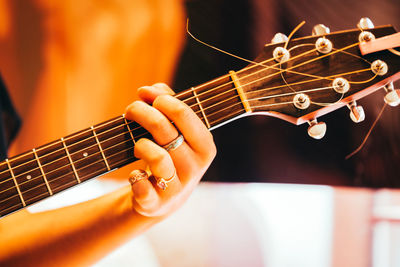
0,73 -> 246,218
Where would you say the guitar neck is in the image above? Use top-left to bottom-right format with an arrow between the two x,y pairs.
0,73 -> 246,217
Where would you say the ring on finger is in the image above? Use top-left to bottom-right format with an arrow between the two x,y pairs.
155,169 -> 176,190
129,169 -> 149,185
162,134 -> 184,152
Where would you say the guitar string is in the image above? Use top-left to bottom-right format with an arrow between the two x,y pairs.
0,33 -> 389,210
0,151 -> 137,215
0,122 -> 154,190
0,38 -> 378,190
0,39 -> 366,177
0,65 -> 376,189
177,19 -> 305,98
0,69 -> 382,207
0,62 -> 373,190
199,68 -> 374,116
0,43 -> 346,171
0,116 -> 136,177
0,144 -> 139,205
175,42 -> 361,108
0,68 -> 372,198
177,42 -> 371,125
0,82 -> 340,204
0,130 -> 151,201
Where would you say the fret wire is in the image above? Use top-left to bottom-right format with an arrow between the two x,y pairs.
0,116 -> 126,176
5,159 -> 26,207
0,126 -> 144,196
122,114 -> 136,144
0,148 -> 137,210
91,126 -> 111,171
0,121 -> 142,188
61,137 -> 81,184
32,148 -> 53,195
0,118 -> 134,178
191,87 -> 210,128
0,116 -> 124,168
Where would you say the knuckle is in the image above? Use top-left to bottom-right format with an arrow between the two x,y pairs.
148,115 -> 167,133
172,103 -> 191,121
148,149 -> 169,165
125,100 -> 144,119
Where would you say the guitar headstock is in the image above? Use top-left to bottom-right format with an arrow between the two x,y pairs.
236,18 -> 400,139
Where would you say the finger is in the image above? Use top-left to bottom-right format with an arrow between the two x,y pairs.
134,138 -> 182,194
137,83 -> 174,104
153,94 -> 215,157
129,170 -> 160,214
125,100 -> 179,146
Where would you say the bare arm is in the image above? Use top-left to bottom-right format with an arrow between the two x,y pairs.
0,84 -> 216,266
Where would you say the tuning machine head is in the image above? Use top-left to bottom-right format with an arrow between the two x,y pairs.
357,18 -> 374,30
312,24 -> 330,36
307,119 -> 327,139
347,101 -> 365,123
271,33 -> 288,44
383,82 -> 400,107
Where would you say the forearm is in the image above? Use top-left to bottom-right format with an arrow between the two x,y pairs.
0,185 -> 162,266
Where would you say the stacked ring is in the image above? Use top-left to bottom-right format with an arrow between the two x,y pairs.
128,169 -> 149,185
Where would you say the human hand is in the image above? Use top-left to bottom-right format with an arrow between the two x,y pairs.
125,83 -> 216,217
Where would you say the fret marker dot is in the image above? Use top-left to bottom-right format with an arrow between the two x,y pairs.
26,175 -> 32,180
83,152 -> 88,157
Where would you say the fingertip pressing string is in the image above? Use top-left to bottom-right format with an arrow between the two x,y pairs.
345,102 -> 387,160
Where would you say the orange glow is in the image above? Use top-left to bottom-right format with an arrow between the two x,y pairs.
0,1 -> 10,38
1,0 -> 186,178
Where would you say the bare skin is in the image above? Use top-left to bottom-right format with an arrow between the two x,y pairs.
0,83 -> 216,266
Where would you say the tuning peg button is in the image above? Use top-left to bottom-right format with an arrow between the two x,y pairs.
307,120 -> 327,139
271,33 -> 288,44
312,24 -> 330,36
348,101 -> 365,123
358,18 -> 374,30
384,83 -> 400,107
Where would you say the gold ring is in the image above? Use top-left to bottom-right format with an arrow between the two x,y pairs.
162,134 -> 184,152
129,169 -> 149,185
155,169 -> 176,190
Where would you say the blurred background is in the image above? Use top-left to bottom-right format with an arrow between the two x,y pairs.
1,0 -> 400,266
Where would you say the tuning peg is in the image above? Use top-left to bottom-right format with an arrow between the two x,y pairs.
312,24 -> 330,36
347,101 -> 365,123
307,119 -> 327,139
271,33 -> 288,44
357,18 -> 374,29
383,82 -> 400,107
